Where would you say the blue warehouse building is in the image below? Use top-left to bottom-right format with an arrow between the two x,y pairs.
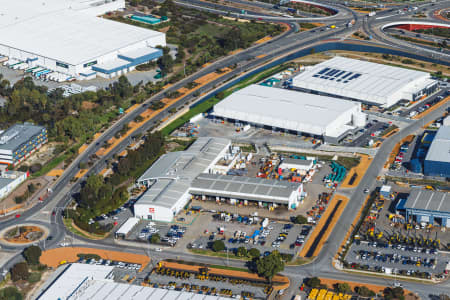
424,126 -> 450,177
398,189 -> 450,227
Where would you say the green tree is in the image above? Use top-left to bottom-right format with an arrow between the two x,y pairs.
293,215 -> 307,224
355,286 -> 376,297
334,283 -> 351,294
236,247 -> 247,257
150,233 -> 160,244
212,240 -> 225,252
248,248 -> 260,258
0,287 -> 22,300
306,277 -> 321,288
23,245 -> 42,265
383,287 -> 405,300
11,262 -> 29,282
255,252 -> 284,280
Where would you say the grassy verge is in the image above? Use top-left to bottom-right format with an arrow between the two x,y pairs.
381,125 -> 399,137
190,249 -> 246,261
285,257 -> 312,266
63,218 -> 105,240
161,63 -> 295,136
385,175 -> 450,188
32,153 -> 69,178
209,264 -> 252,273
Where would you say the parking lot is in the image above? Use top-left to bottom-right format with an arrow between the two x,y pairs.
346,241 -> 450,278
189,215 -> 312,257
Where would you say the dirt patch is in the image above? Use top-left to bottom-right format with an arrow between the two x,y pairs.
341,154 -> 372,188
158,26 -> 171,33
318,277 -> 416,298
0,177 -> 49,214
161,261 -> 289,290
21,143 -> 57,168
3,226 -> 45,244
81,101 -> 98,110
40,247 -> 150,271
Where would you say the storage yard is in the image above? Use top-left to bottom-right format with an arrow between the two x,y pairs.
344,183 -> 450,280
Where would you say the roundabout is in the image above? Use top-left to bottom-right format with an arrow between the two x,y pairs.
0,223 -> 49,247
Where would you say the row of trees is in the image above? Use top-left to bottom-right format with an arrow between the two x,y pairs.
73,132 -> 164,232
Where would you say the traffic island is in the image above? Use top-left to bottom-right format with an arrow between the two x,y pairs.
40,247 -> 150,271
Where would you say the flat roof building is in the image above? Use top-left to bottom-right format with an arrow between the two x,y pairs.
424,126 -> 450,178
190,173 -> 303,209
0,0 -> 165,81
35,263 -> 232,300
212,84 -> 366,143
400,189 -> 450,227
292,57 -> 438,107
0,123 -> 47,166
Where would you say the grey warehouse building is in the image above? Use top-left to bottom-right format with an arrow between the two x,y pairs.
424,125 -> 450,178
398,189 -> 450,227
190,173 -> 304,210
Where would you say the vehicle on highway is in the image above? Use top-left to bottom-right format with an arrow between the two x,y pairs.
364,188 -> 370,194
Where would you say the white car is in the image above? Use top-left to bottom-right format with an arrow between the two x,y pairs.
60,242 -> 69,247
155,248 -> 162,252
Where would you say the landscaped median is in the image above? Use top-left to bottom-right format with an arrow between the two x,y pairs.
299,194 -> 349,258
340,154 -> 372,188
40,247 -> 150,272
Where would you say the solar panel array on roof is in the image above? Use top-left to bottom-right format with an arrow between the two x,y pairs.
293,56 -> 435,107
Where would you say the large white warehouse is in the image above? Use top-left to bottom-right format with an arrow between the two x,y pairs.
292,57 -> 438,107
0,0 -> 165,81
212,84 -> 366,143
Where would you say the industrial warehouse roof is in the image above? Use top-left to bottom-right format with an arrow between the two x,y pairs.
135,137 -> 230,209
37,263 -> 231,300
425,125 -> 450,163
190,173 -> 301,204
36,263 -> 114,300
0,0 -> 164,65
212,84 -> 361,137
137,137 -> 230,182
0,123 -> 45,152
292,56 -> 433,106
280,158 -> 314,166
404,189 -> 450,214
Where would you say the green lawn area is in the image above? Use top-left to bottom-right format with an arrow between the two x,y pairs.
63,218 -> 105,240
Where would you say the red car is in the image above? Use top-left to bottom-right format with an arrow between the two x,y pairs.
15,214 -> 21,218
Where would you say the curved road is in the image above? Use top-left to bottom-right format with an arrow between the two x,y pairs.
1,1 -> 450,299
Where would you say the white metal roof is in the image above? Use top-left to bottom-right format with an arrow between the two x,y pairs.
115,217 -> 140,235
0,0 -> 164,65
35,263 -> 114,300
292,56 -> 432,106
135,137 -> 230,210
37,263 -> 236,300
213,84 -> 361,137
425,125 -> 450,163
